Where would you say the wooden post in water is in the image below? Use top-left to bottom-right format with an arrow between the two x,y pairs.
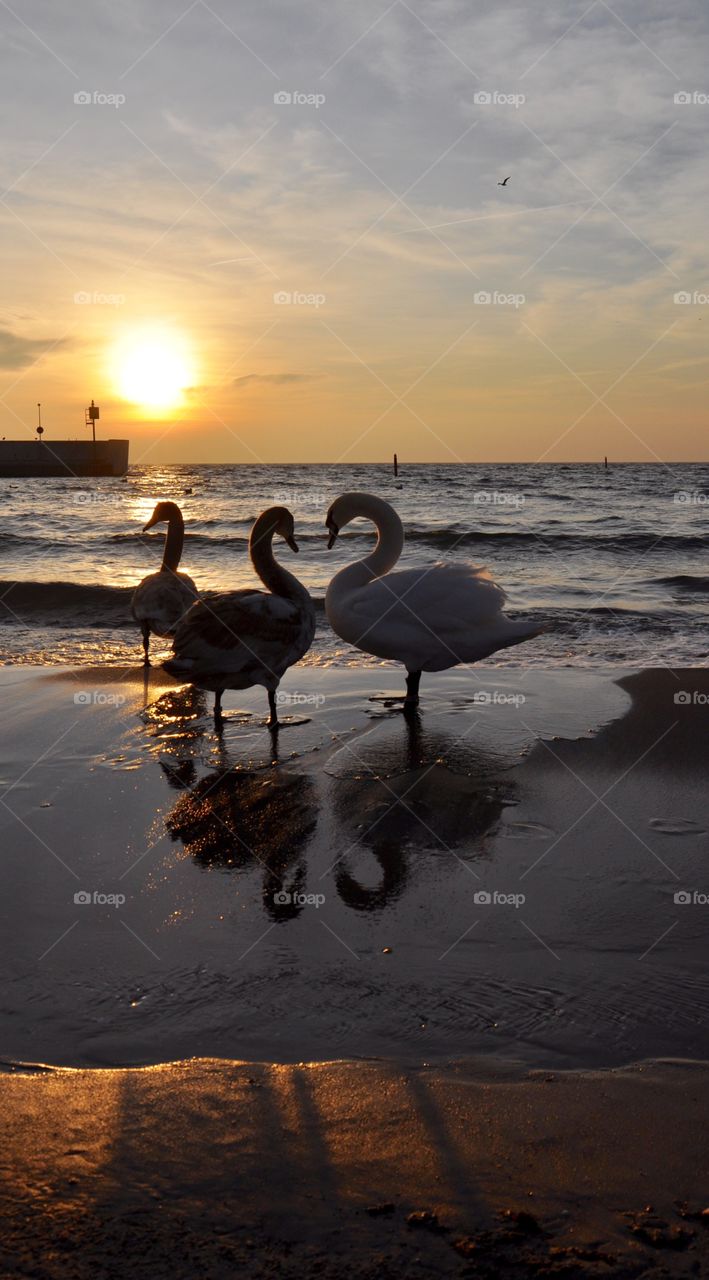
604,456 -> 608,470
393,452 -> 398,477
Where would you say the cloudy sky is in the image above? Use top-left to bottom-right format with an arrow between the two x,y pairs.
1,0 -> 707,462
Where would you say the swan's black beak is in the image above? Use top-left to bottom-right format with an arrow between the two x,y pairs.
326,518 -> 339,550
142,515 -> 158,533
286,534 -> 299,553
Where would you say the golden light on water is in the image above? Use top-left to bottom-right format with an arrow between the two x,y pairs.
112,328 -> 195,414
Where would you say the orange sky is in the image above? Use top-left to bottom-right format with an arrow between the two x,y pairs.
1,1 -> 707,462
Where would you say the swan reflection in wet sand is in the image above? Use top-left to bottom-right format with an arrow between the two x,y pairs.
330,711 -> 507,912
166,763 -> 319,921
140,682 -> 211,791
157,703 -> 511,919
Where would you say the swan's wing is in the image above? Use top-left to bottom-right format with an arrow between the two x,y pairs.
327,562 -> 519,669
176,571 -> 198,596
351,562 -> 507,624
131,571 -> 197,632
173,590 -> 304,655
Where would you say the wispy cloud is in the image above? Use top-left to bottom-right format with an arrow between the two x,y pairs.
0,327 -> 69,370
234,372 -> 320,386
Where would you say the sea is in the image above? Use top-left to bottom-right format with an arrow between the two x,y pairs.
1,461 -> 708,668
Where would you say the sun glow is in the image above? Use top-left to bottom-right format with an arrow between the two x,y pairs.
112,329 -> 195,412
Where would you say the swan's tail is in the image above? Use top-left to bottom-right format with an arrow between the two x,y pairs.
465,619 -> 546,664
498,619 -> 547,650
163,656 -> 196,678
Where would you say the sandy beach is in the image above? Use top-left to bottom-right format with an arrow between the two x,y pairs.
1,663 -> 709,1273
3,1056 -> 709,1277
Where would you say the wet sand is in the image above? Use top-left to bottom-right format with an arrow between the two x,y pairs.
1,663 -> 708,1068
2,663 -> 709,1274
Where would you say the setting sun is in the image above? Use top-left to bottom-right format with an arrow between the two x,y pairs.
112,329 -> 194,412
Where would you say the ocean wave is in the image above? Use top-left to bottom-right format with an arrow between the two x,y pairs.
0,580 -> 328,628
654,574 -> 709,593
108,531 -> 250,547
4,513 -> 706,558
0,574 -> 687,636
407,529 -> 709,553
0,581 -> 135,627
0,531 -> 51,548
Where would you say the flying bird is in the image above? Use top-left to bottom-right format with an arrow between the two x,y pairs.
497,175 -> 511,187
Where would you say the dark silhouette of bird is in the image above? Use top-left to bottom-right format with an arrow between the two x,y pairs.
497,175 -> 511,187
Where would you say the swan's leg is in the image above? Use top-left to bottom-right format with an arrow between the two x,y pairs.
267,689 -> 279,728
404,670 -> 421,710
214,689 -> 224,726
141,624 -> 151,666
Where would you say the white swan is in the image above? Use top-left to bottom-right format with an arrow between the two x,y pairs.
164,506 -> 316,726
131,501 -> 198,665
325,492 -> 543,707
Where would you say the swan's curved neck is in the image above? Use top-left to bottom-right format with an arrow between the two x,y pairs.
250,515 -> 308,603
335,495 -> 404,587
162,507 -> 184,573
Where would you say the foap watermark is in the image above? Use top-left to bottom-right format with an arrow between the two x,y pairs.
74,889 -> 126,908
674,91 -> 709,106
474,889 -> 526,908
674,690 -> 709,706
674,491 -> 708,506
74,290 -> 125,306
472,490 -> 525,508
674,889 -> 709,905
74,90 -> 125,108
472,690 -> 526,707
474,90 -> 526,109
74,490 -> 124,507
74,690 -> 126,707
273,290 -> 326,308
275,690 -> 326,708
474,290 -> 525,308
674,291 -> 709,306
272,488 -> 327,507
274,90 -> 326,108
273,890 -> 326,908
